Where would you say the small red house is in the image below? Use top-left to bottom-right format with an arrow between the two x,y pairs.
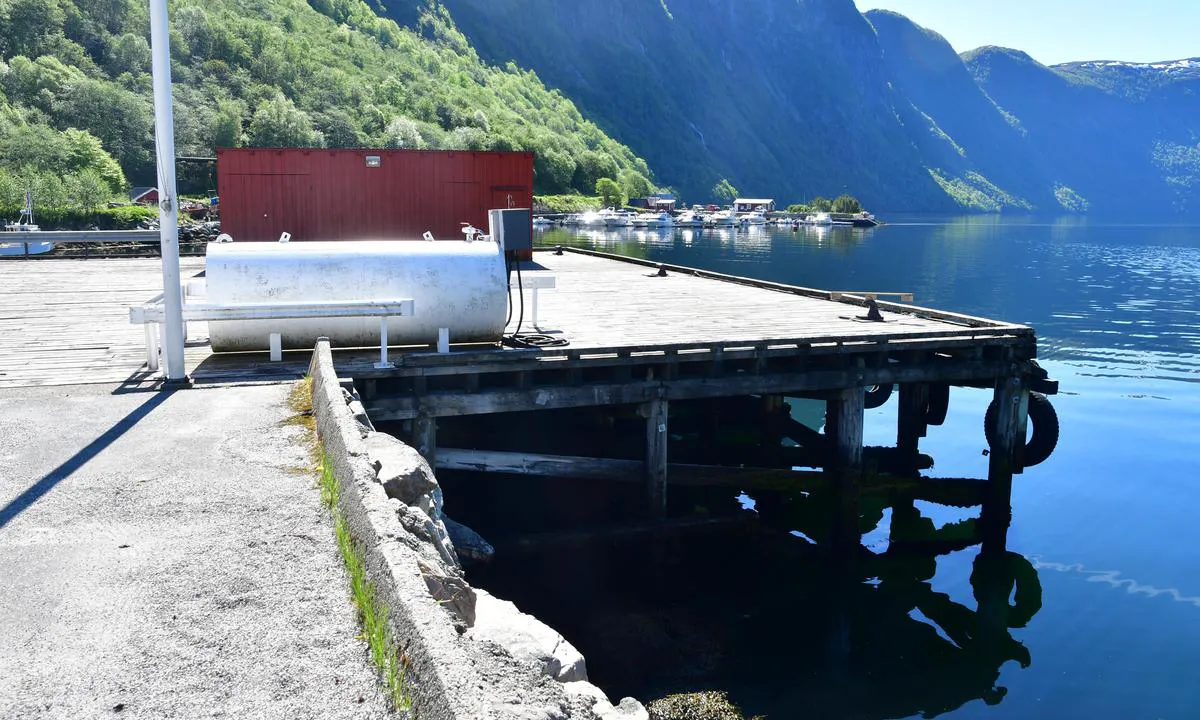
129,187 -> 159,205
216,148 -> 534,242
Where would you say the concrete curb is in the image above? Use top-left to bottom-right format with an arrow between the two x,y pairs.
309,340 -> 600,720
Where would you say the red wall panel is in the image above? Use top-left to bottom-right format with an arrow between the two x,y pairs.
216,148 -> 534,242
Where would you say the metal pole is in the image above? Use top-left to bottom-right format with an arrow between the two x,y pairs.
149,0 -> 186,382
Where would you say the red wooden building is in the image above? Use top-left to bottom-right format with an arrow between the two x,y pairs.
216,148 -> 534,242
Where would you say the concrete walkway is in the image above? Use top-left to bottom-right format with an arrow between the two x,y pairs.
0,382 -> 393,719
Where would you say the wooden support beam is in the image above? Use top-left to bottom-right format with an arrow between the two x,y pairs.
896,382 -> 929,476
828,385 -> 865,553
426,447 -> 994,503
645,394 -> 669,518
980,375 -> 1028,552
364,358 -> 1015,421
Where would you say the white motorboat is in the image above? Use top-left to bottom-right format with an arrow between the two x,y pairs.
675,211 -> 704,228
0,192 -> 54,256
577,210 -> 606,228
807,212 -> 834,226
643,212 -> 673,228
601,208 -> 636,228
706,209 -> 738,227
738,211 -> 768,226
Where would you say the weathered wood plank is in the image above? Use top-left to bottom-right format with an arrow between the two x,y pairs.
364,358 -> 1014,420
645,394 -> 669,517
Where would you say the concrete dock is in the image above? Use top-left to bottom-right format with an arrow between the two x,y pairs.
0,382 -> 392,718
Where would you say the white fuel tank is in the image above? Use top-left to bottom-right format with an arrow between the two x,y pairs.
205,239 -> 507,352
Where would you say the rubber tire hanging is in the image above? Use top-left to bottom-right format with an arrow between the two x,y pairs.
984,391 -> 1060,467
925,383 -> 950,425
863,384 -> 893,409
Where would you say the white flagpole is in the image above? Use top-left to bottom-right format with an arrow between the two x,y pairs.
149,0 -> 186,382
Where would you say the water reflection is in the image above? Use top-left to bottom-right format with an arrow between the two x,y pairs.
461,478 -> 1040,720
535,223 -> 870,261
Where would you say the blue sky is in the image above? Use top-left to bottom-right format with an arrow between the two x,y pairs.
853,0 -> 1199,66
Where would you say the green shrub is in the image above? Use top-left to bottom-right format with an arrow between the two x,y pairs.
534,194 -> 603,213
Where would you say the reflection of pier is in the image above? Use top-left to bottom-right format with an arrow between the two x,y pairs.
458,470 -> 1041,717
748,494 -> 1041,719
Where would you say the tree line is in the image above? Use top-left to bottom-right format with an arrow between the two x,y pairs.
0,0 -> 658,215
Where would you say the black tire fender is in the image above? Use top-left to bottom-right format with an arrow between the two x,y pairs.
925,382 -> 950,425
863,383 -> 893,409
972,550 -> 1043,630
985,391 -> 1060,467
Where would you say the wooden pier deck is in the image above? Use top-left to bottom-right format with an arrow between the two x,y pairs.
0,248 -> 1036,390
355,248 -> 1039,424
495,249 -> 1030,351
0,258 -> 207,388
0,247 -> 1051,541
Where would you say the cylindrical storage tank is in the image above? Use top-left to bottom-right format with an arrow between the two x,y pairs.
205,239 -> 507,352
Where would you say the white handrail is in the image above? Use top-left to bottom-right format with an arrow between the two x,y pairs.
134,299 -> 415,323
130,296 -> 417,372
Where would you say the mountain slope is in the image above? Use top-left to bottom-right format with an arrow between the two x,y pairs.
866,10 -> 1057,211
422,0 -> 1200,215
0,0 -> 654,195
966,49 -> 1200,214
420,0 -> 955,210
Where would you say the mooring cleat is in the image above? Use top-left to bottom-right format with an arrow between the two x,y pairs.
861,297 -> 885,322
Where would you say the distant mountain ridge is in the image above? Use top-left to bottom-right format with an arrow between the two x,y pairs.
412,0 -> 1200,215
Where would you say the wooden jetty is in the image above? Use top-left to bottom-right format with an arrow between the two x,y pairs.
0,247 -> 1057,548
353,247 -> 1056,547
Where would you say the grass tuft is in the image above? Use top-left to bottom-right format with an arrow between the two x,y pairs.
323,451 -> 411,712
298,376 -> 411,713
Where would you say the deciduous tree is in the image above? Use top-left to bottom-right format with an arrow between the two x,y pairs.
712,177 -> 737,204
595,177 -> 622,208
246,94 -> 323,148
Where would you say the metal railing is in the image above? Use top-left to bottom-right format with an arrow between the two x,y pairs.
130,289 -> 417,372
0,230 -> 209,258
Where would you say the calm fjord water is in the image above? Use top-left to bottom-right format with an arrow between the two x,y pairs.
537,216 -> 1200,719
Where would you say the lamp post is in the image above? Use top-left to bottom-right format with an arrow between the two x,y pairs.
149,0 -> 187,383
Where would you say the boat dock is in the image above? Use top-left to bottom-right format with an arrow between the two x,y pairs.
1,247 -> 1054,551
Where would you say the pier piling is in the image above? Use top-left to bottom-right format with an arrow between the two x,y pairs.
981,375 -> 1029,551
644,393 -> 669,518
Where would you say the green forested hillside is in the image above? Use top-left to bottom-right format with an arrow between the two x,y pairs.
0,0 -> 655,216
5,0 -> 1198,219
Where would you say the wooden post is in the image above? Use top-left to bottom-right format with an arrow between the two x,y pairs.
645,392 -> 669,518
895,383 -> 928,476
413,413 -> 437,467
828,386 -> 865,553
981,375 -> 1028,552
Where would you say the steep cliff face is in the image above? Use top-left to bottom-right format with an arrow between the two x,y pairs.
967,50 -> 1200,214
866,11 -> 1057,211
391,0 -> 1200,214
419,0 -> 953,209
